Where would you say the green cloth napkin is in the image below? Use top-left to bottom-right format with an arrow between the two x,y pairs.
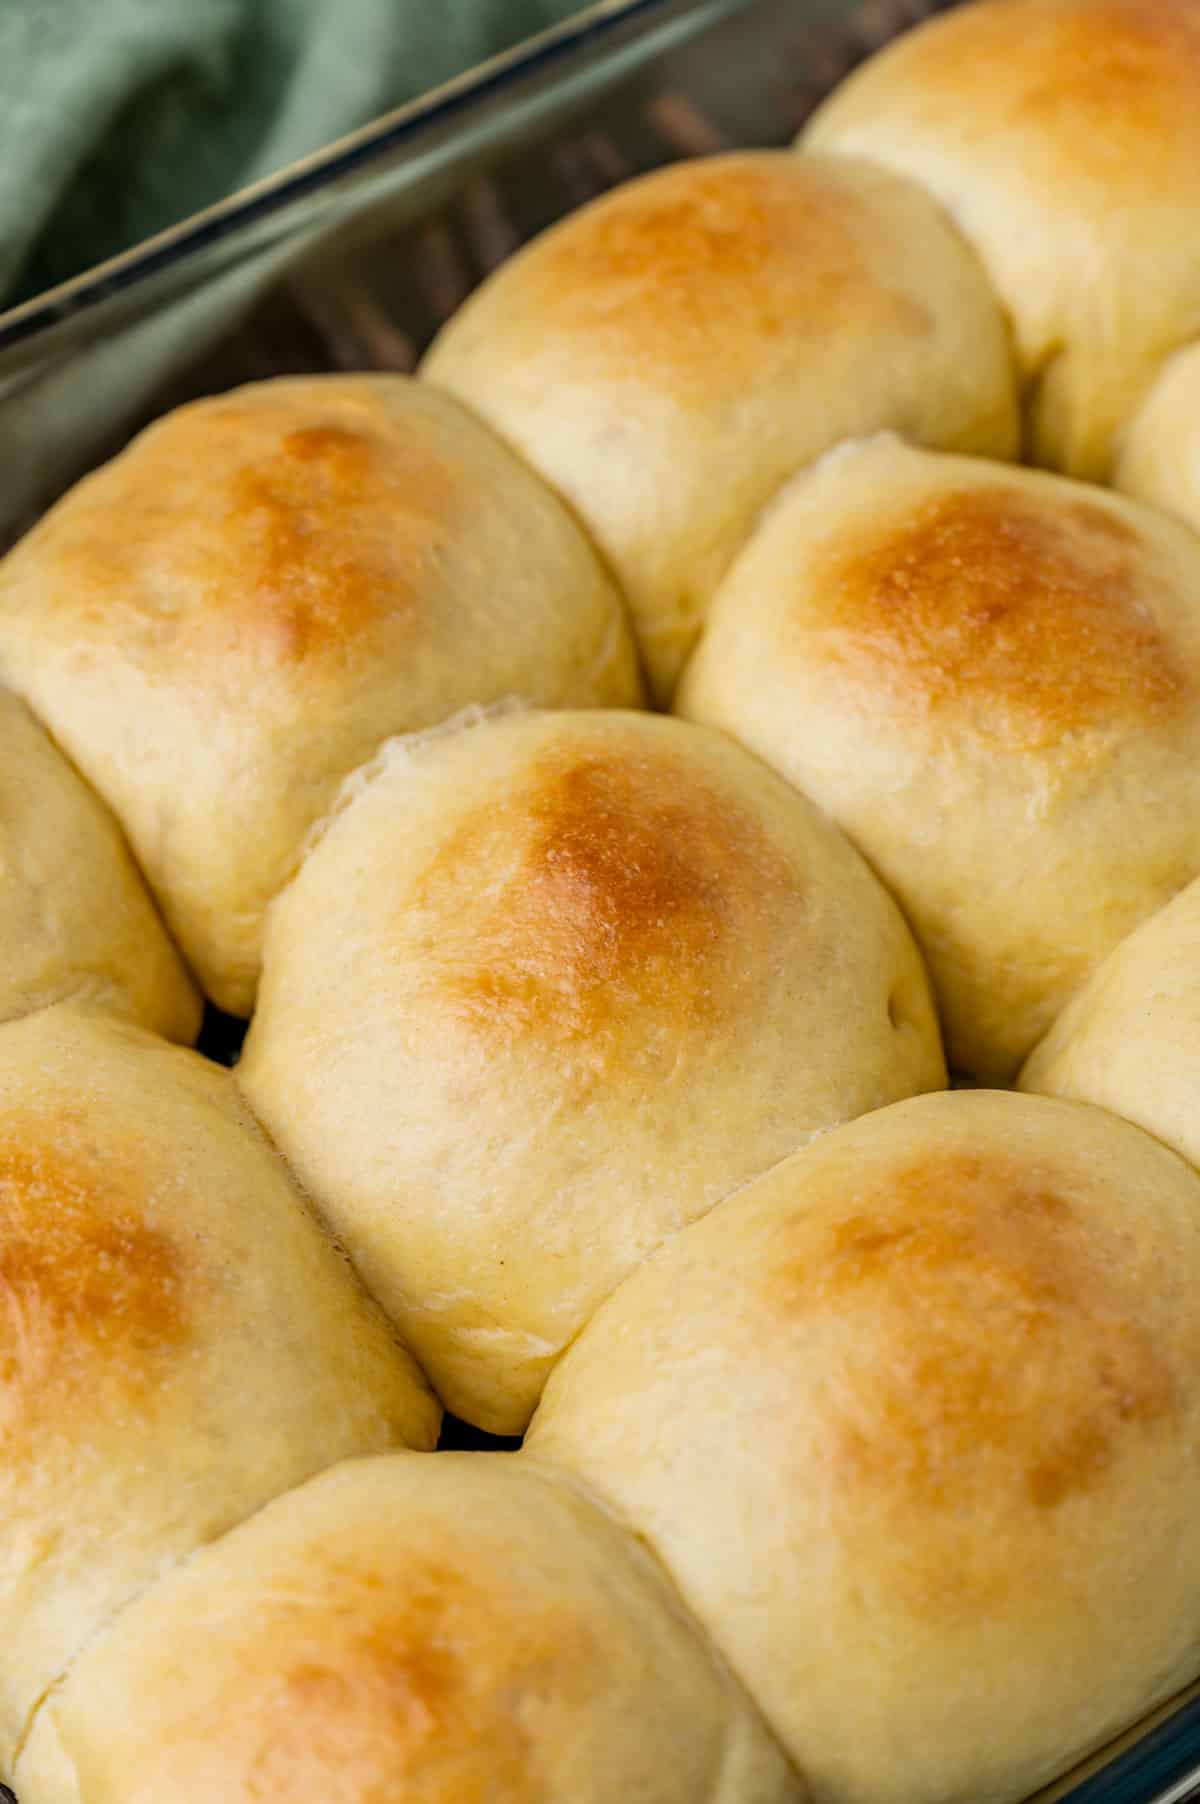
1,0 -> 584,305
0,0 -> 586,531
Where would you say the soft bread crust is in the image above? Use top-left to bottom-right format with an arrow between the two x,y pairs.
0,376 -> 640,1014
0,689 -> 197,1040
526,1090 -> 1200,1804
1021,874 -> 1200,1171
1116,342 -> 1200,537
238,708 -> 945,1433
677,434 -> 1200,1079
16,1454 -> 802,1804
421,149 -> 1017,698
803,0 -> 1200,479
0,1005 -> 438,1776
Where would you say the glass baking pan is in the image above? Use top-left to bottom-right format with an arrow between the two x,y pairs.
2,3 -> 1199,1801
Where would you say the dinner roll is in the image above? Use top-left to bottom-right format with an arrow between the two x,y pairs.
0,375 -> 640,1015
1116,341 -> 1200,538
0,687 -> 197,1041
677,434 -> 1200,1080
526,1089 -> 1200,1804
1021,875 -> 1200,1172
17,1454 -> 800,1804
803,0 -> 1200,480
421,149 -> 1017,698
238,707 -> 944,1433
0,1004 -> 437,1778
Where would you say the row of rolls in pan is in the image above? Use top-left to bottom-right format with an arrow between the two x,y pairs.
4,2 -> 1200,1799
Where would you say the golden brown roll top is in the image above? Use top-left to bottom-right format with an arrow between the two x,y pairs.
1021,874 -> 1200,1172
526,1089 -> 1200,1804
1116,341 -> 1200,538
422,149 -> 1017,698
803,0 -> 1200,479
677,434 -> 1200,1079
17,1454 -> 801,1804
0,375 -> 640,1016
0,1004 -> 437,1779
238,707 -> 945,1434
0,688 -> 197,1041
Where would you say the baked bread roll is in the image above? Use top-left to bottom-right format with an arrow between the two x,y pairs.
238,707 -> 945,1433
0,1004 -> 437,1780
0,375 -> 640,1015
1116,341 -> 1200,538
0,687 -> 197,1041
17,1453 -> 800,1804
677,434 -> 1200,1080
421,149 -> 1018,698
803,0 -> 1200,481
1020,874 -> 1200,1171
526,1089 -> 1200,1804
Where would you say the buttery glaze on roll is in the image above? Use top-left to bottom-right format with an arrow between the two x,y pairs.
0,688 -> 197,1041
238,708 -> 945,1434
0,375 -> 640,1015
804,0 -> 1200,479
1021,874 -> 1200,1173
1116,341 -> 1200,539
17,1454 -> 801,1804
0,1005 -> 437,1782
678,434 -> 1200,1080
527,1089 -> 1200,1804
422,149 -> 1017,698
